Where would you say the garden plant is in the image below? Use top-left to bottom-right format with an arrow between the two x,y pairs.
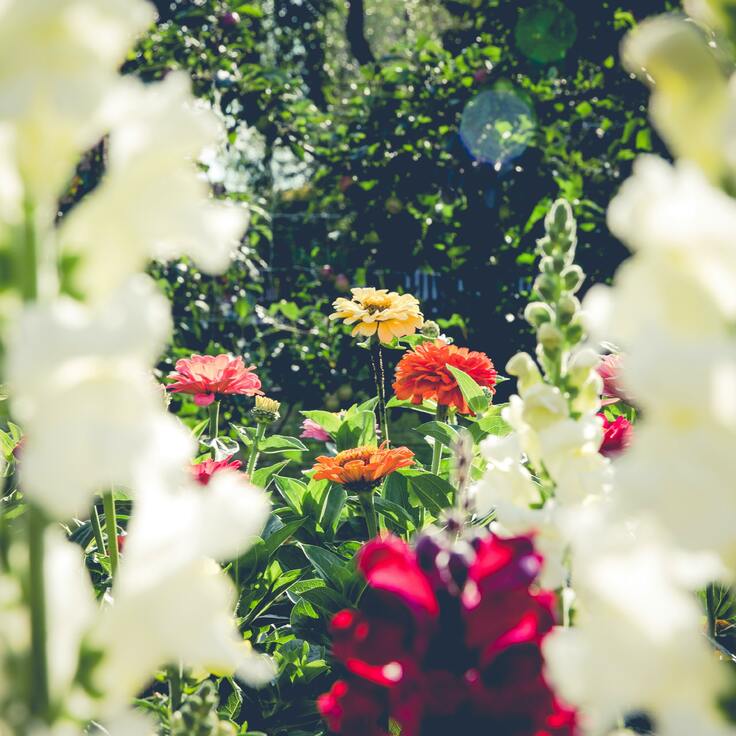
2,1 -> 736,736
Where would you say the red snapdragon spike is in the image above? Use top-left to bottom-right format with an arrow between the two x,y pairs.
321,532 -> 578,736
331,603 -> 420,674
357,536 -> 439,617
190,455 -> 243,485
317,679 -> 389,736
598,413 -> 633,457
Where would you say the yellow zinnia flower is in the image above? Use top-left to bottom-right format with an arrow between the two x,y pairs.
329,287 -> 424,344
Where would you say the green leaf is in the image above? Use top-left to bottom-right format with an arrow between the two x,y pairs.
251,460 -> 290,489
374,497 -> 415,529
299,586 -> 351,615
300,410 -> 341,434
334,410 -> 375,451
386,396 -> 437,415
468,404 -> 512,442
273,476 -> 306,513
406,471 -> 454,515
258,435 -> 308,453
262,517 -> 306,559
319,485 -> 347,537
446,364 -> 490,415
414,420 -> 460,448
299,544 -> 354,590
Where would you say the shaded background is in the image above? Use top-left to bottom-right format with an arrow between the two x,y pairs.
102,0 -> 675,428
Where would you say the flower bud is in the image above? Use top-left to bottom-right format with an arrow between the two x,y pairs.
534,273 -> 558,302
524,301 -> 553,328
556,294 -> 580,324
561,265 -> 584,293
545,199 -> 576,242
565,316 -> 584,345
568,348 -> 600,385
540,256 -> 556,274
507,352 -> 542,393
421,320 -> 441,339
251,395 -> 281,424
538,234 -> 555,256
538,322 -> 564,353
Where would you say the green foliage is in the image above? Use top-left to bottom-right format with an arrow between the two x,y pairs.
123,0 -> 676,424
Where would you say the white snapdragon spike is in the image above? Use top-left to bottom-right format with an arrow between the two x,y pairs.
5,277 -> 194,519
60,73 -> 249,300
472,347 -> 610,583
543,510 -> 729,736
622,16 -> 736,184
91,469 -> 274,710
585,156 -> 736,571
0,0 -> 155,205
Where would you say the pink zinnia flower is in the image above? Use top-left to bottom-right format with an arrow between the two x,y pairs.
167,354 -> 262,407
191,455 -> 243,485
300,418 -> 331,442
598,414 -> 633,457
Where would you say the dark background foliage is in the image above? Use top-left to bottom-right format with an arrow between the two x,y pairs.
121,0 -> 674,425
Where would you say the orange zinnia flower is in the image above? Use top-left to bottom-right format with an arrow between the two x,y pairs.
393,340 -> 497,415
167,353 -> 263,406
312,442 -> 414,492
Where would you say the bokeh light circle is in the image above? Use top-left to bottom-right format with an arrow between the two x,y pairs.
459,88 -> 536,168
515,0 -> 577,64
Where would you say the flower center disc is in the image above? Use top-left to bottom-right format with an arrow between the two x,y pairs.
335,447 -> 376,466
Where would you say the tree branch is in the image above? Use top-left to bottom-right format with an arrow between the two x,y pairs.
346,0 -> 375,65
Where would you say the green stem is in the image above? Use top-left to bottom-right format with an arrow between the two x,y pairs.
28,503 -> 49,720
370,342 -> 389,445
246,423 -> 267,476
103,491 -> 119,578
377,345 -> 390,445
430,405 -> 448,476
359,492 -> 379,539
19,199 -> 39,303
209,400 -> 220,440
706,583 -> 718,640
169,663 -> 183,713
90,502 -> 106,556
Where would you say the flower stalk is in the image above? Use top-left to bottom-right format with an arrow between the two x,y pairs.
430,404 -> 448,476
90,502 -> 106,556
370,341 -> 390,445
208,399 -> 220,439
28,503 -> 49,721
246,422 -> 267,476
358,492 -> 379,539
103,491 -> 120,578
706,583 -> 718,641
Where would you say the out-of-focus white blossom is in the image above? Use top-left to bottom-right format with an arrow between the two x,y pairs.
0,0 -> 154,205
92,470 -> 274,710
622,16 -> 736,183
60,74 -> 249,299
544,510 -> 729,736
5,277 -> 192,519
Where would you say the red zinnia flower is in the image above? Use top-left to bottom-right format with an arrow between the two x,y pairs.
318,532 -> 577,736
190,455 -> 243,485
598,414 -> 633,458
167,354 -> 263,407
392,341 -> 497,414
